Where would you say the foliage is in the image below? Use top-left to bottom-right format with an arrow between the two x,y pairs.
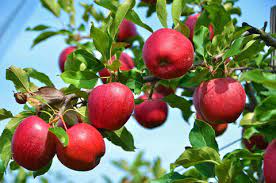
0,0 -> 275,182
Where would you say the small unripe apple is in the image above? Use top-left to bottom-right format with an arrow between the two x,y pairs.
198,77 -> 246,123
242,130 -> 268,151
264,139 -> 276,183
196,113 -> 227,136
59,46 -> 76,72
134,93 -> 168,129
185,14 -> 214,41
143,28 -> 194,79
88,82 -> 134,131
12,116 -> 56,171
155,84 -> 175,97
99,52 -> 135,83
57,111 -> 80,129
56,123 -> 105,171
117,19 -> 137,42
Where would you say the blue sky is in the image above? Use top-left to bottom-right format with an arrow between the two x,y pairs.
0,0 -> 274,182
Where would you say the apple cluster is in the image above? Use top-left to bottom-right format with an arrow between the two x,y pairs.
10,10 -> 275,183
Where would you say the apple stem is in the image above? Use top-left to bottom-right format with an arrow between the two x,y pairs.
59,114 -> 68,131
148,82 -> 156,100
49,116 -> 59,125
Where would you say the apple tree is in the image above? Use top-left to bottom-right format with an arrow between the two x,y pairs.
0,0 -> 275,182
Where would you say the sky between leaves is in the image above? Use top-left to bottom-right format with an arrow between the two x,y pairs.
0,0 -> 274,182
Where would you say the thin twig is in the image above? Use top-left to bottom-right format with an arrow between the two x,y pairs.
219,138 -> 242,151
244,82 -> 257,112
242,22 -> 276,48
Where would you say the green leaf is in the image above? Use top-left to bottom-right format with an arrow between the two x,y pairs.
163,94 -> 192,121
9,161 -> 20,170
0,109 -> 13,121
65,49 -> 104,72
31,31 -> 58,48
189,120 -> 218,151
202,4 -> 231,35
174,21 -> 190,38
26,25 -> 50,31
107,59 -> 121,71
172,147 -> 221,169
150,172 -> 186,183
102,127 -> 136,151
24,68 -> 54,87
90,24 -> 111,60
240,70 -> 276,90
223,149 -> 263,161
61,71 -> 98,89
215,158 -> 253,183
193,26 -> 210,58
49,127 -> 69,147
156,0 -> 168,28
6,66 -> 30,92
40,0 -> 61,17
172,0 -> 183,26
33,161 -> 52,178
95,0 -> 153,32
75,106 -> 89,123
126,10 -> 153,33
110,0 -> 135,39
179,69 -> 209,88
254,96 -> 276,122
222,37 -> 244,60
239,112 -> 265,126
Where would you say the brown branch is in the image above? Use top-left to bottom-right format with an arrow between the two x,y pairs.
242,22 -> 276,48
230,67 -> 274,73
143,76 -> 160,83
244,82 -> 257,112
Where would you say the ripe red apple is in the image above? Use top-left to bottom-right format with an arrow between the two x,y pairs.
59,46 -> 76,72
12,116 -> 56,171
196,113 -> 227,136
197,77 -> 246,123
264,139 -> 276,183
117,19 -> 137,42
56,123 -> 105,171
143,28 -> 194,79
242,130 -> 268,151
155,84 -> 175,97
185,14 -> 214,41
88,82 -> 134,131
99,52 -> 135,83
134,93 -> 168,129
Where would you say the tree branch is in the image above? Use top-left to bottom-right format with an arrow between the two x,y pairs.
244,82 -> 257,112
242,22 -> 276,48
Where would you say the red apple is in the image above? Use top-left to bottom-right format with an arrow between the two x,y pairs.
88,82 -> 134,131
59,46 -> 76,72
155,84 -> 175,97
196,113 -> 227,136
185,14 -> 214,41
12,116 -> 56,171
99,52 -> 135,83
242,130 -> 268,151
264,139 -> 276,183
117,19 -> 137,42
143,28 -> 194,79
56,123 -> 105,171
197,77 -> 246,123
134,93 -> 168,129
